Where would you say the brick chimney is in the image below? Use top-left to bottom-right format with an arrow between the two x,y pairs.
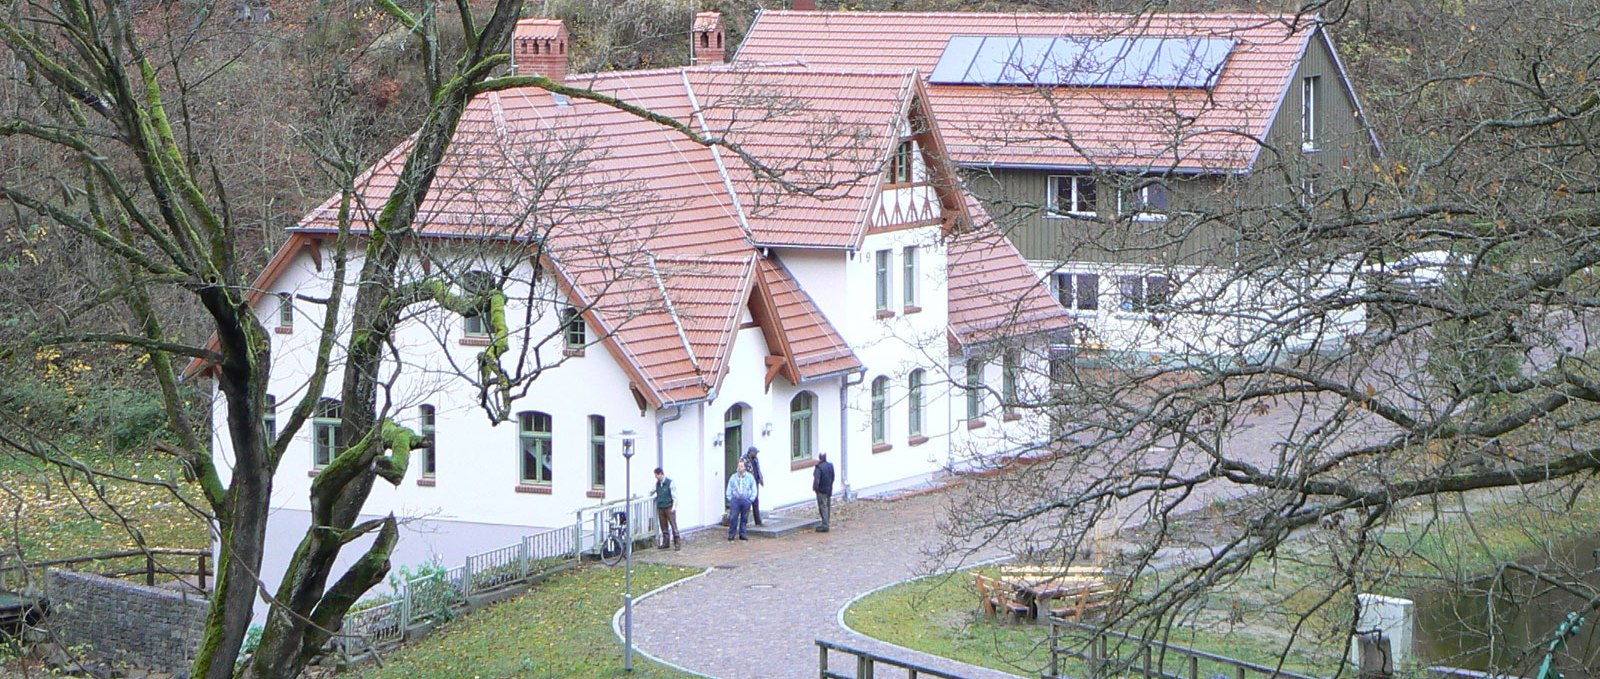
691,12 -> 725,65
792,0 -> 815,10
512,18 -> 568,81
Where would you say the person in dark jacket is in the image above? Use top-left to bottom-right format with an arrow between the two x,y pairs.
654,467 -> 680,550
742,446 -> 765,525
812,452 -> 835,532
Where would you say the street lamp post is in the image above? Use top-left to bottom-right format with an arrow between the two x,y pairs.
619,429 -> 637,672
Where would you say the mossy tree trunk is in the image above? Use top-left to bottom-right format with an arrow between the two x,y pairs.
0,1 -> 527,677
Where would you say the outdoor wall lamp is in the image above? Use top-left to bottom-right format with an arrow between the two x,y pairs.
712,433 -> 723,447
761,422 -> 772,437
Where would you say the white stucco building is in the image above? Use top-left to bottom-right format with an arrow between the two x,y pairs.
199,24 -> 1072,583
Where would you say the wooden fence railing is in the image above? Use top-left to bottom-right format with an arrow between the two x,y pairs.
0,548 -> 211,593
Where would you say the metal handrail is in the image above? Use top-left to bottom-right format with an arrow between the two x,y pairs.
816,638 -> 969,679
1047,618 -> 1324,679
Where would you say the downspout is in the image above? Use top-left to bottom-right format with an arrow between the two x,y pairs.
839,368 -> 866,500
654,405 -> 684,469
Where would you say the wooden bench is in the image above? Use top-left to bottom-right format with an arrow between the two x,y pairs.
1046,577 -> 1122,622
972,573 -> 1030,622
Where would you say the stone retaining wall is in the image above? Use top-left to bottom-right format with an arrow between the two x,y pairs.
45,569 -> 206,673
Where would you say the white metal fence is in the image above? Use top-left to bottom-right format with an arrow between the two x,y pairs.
333,494 -> 658,656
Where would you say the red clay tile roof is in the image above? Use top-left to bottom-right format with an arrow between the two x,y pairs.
757,258 -> 860,380
288,64 -> 892,406
948,196 -> 1074,347
737,11 -> 1318,173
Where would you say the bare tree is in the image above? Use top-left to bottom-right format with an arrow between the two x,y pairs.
935,0 -> 1600,675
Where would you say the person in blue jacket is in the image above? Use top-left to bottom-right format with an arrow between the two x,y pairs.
725,460 -> 757,541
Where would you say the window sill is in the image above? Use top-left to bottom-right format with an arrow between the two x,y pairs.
1301,143 -> 1320,153
1003,411 -> 1023,422
585,489 -> 606,498
875,309 -> 896,320
563,347 -> 586,358
903,305 -> 922,315
908,434 -> 929,446
307,469 -> 322,477
417,477 -> 437,487
1123,213 -> 1168,222
1045,212 -> 1097,220
274,326 -> 293,335
965,419 -> 987,430
515,483 -> 553,494
871,443 -> 892,454
460,336 -> 492,347
790,458 -> 819,471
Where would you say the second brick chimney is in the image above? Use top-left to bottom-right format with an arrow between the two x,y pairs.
512,18 -> 568,81
692,12 -> 725,65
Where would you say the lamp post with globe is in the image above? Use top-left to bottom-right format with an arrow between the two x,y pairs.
619,428 -> 637,671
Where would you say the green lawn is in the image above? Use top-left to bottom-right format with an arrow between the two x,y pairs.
844,484 -> 1600,678
0,446 -> 209,565
349,563 -> 703,678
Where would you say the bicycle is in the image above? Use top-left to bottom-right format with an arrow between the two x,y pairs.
598,510 -> 628,566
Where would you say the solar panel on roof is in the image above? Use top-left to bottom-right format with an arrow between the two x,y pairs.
928,35 -> 1234,88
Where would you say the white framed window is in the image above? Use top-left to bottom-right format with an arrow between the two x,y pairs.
887,139 -> 916,184
518,411 -> 553,485
1047,175 -> 1098,216
871,376 -> 889,445
312,397 -> 342,469
874,249 -> 892,313
1118,181 -> 1169,220
1002,350 -> 1019,414
419,405 -> 436,478
907,369 -> 924,437
902,246 -> 919,308
1118,274 -> 1171,312
1054,273 -> 1100,311
263,394 -> 277,444
965,358 -> 984,420
562,307 -> 586,350
790,391 -> 816,461
588,415 -> 605,490
1301,75 -> 1320,151
276,293 -> 293,330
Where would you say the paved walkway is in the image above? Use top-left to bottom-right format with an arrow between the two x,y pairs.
631,486 -> 1024,679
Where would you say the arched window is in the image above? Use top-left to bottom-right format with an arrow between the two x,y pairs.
907,370 -> 924,438
276,293 -> 293,331
871,377 -> 889,445
518,411 -> 553,485
562,307 -> 587,350
312,398 -> 342,468
461,270 -> 497,337
790,392 -> 816,461
966,359 -> 984,421
419,405 -> 437,479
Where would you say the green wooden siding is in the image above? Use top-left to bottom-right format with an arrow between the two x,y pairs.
961,28 -> 1377,268
963,168 -> 1239,267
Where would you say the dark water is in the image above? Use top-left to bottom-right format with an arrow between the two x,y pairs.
1413,533 -> 1600,678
